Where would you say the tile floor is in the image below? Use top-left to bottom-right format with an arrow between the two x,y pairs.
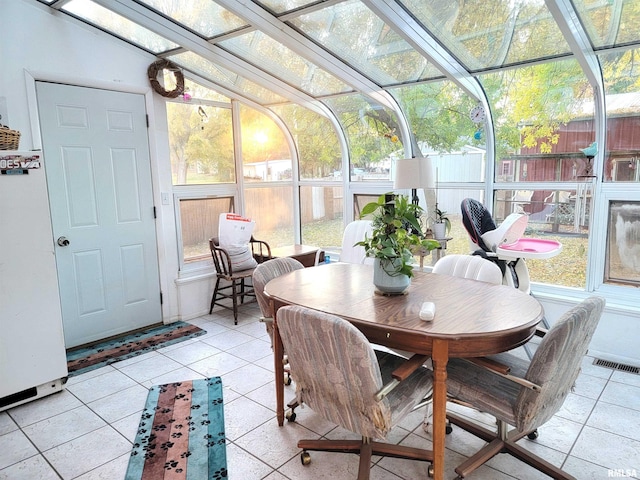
1,302 -> 639,480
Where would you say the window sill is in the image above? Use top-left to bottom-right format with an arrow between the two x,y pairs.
175,264 -> 216,285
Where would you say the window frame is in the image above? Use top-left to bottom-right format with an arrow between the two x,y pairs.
173,188 -> 237,273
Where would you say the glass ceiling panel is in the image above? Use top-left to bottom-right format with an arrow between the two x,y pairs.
288,0 -> 443,85
219,31 -> 353,96
388,82 -> 485,183
255,0 -> 321,15
400,0 -> 571,71
480,57 -> 593,170
182,78 -> 231,103
270,103 -> 342,181
573,0 -> 640,49
169,51 -> 288,105
323,93 -> 401,181
62,0 -> 178,53
136,0 -> 247,38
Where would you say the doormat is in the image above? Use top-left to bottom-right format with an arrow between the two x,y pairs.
66,322 -> 206,377
125,377 -> 227,480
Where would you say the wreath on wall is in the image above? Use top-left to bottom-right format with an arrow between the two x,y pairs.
147,59 -> 184,98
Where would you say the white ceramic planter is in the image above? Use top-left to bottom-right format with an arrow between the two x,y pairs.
433,222 -> 447,239
373,258 -> 410,294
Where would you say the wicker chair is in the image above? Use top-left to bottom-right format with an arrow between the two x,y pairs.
445,296 -> 605,479
277,305 -> 434,479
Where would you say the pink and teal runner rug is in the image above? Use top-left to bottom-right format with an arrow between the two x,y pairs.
125,377 -> 227,480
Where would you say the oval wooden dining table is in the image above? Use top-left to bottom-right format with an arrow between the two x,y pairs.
264,262 -> 544,480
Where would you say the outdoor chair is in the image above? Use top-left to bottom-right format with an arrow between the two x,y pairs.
277,304 -> 434,479
444,296 -> 605,479
209,236 -> 271,324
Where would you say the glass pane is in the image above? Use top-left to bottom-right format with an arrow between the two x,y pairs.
300,185 -> 344,252
63,0 -> 178,53
137,0 -> 247,38
244,186 -> 295,247
481,59 -> 594,183
289,0 -> 442,85
601,47 -> 640,182
270,104 -> 342,181
169,51 -> 288,105
324,94 -> 402,182
240,106 -> 292,183
573,0 -> 640,49
401,0 -> 570,71
219,31 -> 352,96
606,201 -> 640,286
255,0 -> 319,14
167,103 -> 235,185
390,82 -> 484,183
179,196 -> 234,264
493,189 -> 589,288
183,79 -> 231,103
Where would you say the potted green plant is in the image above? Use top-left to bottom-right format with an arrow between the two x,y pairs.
432,205 -> 451,239
356,194 -> 440,294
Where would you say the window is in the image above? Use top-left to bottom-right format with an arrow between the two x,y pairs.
606,201 -> 640,286
176,196 -> 234,268
300,185 -> 344,251
240,106 -> 291,183
244,185 -> 295,247
167,102 -> 235,185
167,88 -> 239,270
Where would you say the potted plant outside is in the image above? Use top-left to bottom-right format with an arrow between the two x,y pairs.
356,194 -> 440,294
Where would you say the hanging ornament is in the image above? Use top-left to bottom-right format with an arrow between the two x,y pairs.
474,129 -> 482,140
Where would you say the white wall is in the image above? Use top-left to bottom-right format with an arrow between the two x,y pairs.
1,0 -> 184,326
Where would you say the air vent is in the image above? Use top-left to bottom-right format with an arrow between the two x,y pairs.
593,358 -> 640,375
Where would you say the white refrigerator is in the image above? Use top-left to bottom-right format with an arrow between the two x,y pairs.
0,150 -> 68,411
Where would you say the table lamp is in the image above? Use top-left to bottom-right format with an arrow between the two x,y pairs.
393,156 -> 435,207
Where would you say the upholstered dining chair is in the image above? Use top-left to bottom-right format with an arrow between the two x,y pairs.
209,236 -> 271,325
252,257 -> 305,385
444,296 -> 605,479
277,305 -> 434,479
432,254 -> 503,285
416,255 -> 504,432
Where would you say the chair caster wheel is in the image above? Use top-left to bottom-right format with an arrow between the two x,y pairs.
445,424 -> 453,434
428,464 -> 434,477
301,451 -> 311,465
284,373 -> 292,386
286,411 -> 296,422
527,429 -> 539,440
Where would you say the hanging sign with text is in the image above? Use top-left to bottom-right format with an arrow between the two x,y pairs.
0,154 -> 41,175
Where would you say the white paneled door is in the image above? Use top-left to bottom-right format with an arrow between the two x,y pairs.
36,82 -> 161,348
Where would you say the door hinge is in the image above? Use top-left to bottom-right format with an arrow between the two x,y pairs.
153,206 -> 157,219
146,114 -> 149,128
160,291 -> 163,305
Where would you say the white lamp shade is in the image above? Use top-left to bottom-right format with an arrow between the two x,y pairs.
393,157 -> 434,190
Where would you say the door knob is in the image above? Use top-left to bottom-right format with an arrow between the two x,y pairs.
57,236 -> 70,247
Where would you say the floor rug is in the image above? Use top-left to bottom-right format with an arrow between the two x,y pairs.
125,378 -> 227,480
66,322 -> 206,377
